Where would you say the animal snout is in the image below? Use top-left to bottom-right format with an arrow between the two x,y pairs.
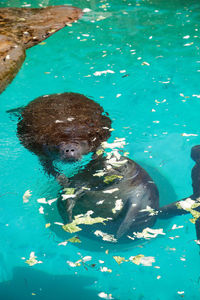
65,148 -> 75,153
64,145 -> 77,157
60,142 -> 81,161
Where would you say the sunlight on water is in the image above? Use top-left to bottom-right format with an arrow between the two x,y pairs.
0,0 -> 200,299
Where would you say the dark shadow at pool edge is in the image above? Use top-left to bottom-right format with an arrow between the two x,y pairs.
0,267 -> 99,300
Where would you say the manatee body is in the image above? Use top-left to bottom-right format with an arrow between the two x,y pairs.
17,93 -> 111,179
0,5 -> 82,94
58,155 -> 159,240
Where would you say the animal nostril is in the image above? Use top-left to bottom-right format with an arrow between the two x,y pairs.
65,149 -> 69,152
71,149 -> 75,152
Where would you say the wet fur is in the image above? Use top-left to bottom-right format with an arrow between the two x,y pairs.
17,93 -> 111,179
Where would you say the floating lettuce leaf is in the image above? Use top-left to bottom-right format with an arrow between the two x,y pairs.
140,205 -> 158,216
113,254 -> 155,266
133,227 -> 165,240
23,190 -> 32,203
62,223 -> 82,233
177,198 -> 200,224
63,188 -> 75,195
25,252 -> 43,266
62,212 -> 108,233
129,255 -> 155,266
67,236 -> 81,243
98,292 -> 114,299
104,175 -> 123,184
129,254 -> 144,265
113,256 -> 127,264
96,148 -> 104,156
112,199 -> 123,214
94,230 -> 117,242
189,209 -> 200,224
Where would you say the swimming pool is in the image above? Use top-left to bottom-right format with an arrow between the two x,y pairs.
0,0 -> 200,299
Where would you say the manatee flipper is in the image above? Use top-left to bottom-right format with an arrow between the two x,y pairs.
158,201 -> 189,219
116,203 -> 141,239
0,35 -> 25,94
7,106 -> 25,120
0,5 -> 83,94
159,200 -> 200,245
116,185 -> 156,239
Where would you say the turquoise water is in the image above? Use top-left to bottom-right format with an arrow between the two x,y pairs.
0,0 -> 200,299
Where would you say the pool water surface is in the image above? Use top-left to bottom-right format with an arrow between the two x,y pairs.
0,0 -> 200,299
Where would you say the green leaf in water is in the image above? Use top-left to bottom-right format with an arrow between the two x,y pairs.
104,175 -> 123,184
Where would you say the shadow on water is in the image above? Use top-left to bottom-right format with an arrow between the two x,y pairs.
0,267 -> 99,300
137,161 -> 179,206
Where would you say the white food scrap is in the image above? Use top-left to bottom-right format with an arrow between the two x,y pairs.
23,190 -> 32,203
25,252 -> 43,266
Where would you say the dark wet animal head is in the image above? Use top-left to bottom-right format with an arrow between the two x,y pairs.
17,93 -> 112,160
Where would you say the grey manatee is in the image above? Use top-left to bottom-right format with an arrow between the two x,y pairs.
58,150 -> 200,243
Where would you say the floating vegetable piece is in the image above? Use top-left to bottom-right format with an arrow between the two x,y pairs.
62,212 -> 108,233
129,254 -> 144,265
171,224 -> 184,230
177,198 -> 196,210
45,223 -> 51,228
102,138 -> 126,149
67,236 -> 81,243
96,148 -> 104,156
93,70 -> 114,76
63,188 -> 75,195
112,199 -> 123,214
177,198 -> 200,223
141,61 -> 150,66
100,266 -> 112,273
129,255 -> 155,266
62,223 -> 82,233
23,190 -> 32,203
94,230 -> 117,242
98,292 -> 114,299
107,157 -> 128,168
113,256 -> 127,264
39,206 -> 44,214
37,198 -> 47,204
62,188 -> 76,200
103,188 -> 119,194
93,170 -> 106,177
25,252 -> 43,266
47,198 -> 57,205
66,260 -> 81,267
82,256 -> 92,262
104,175 -> 123,184
133,227 -> 165,240
140,205 -> 158,216
58,240 -> 68,246
139,256 -> 155,266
